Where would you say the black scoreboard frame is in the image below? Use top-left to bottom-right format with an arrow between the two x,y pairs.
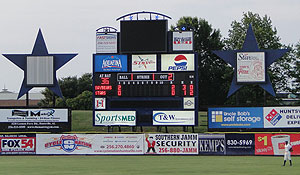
92,53 -> 198,127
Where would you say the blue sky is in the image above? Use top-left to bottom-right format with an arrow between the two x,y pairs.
0,0 -> 299,93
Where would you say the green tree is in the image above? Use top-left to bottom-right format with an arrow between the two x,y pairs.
172,17 -> 231,106
293,41 -> 300,94
39,73 -> 93,109
223,12 -> 295,105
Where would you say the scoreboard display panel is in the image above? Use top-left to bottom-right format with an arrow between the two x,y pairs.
93,54 -> 198,126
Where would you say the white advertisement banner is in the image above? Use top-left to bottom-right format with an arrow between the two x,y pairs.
153,111 -> 195,126
264,107 -> 300,128
96,33 -> 118,53
172,31 -> 193,51
36,134 -> 96,154
0,109 -> 68,122
236,52 -> 265,82
132,54 -> 157,72
144,134 -> 198,154
161,54 -> 194,71
94,111 -> 136,126
93,134 -> 144,154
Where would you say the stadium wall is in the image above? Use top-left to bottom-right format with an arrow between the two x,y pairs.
0,133 -> 299,155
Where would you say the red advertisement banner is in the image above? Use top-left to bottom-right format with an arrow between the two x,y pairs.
255,134 -> 300,155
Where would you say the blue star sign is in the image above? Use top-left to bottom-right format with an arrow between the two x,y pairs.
213,24 -> 289,97
3,29 -> 77,99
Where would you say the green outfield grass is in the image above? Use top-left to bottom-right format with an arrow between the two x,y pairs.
0,156 -> 299,175
71,110 -> 208,133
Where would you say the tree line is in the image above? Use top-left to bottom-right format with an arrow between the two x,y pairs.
39,12 -> 300,110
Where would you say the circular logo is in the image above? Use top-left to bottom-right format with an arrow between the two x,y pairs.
174,55 -> 187,66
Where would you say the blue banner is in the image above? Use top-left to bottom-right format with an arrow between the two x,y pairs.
208,107 -> 263,129
198,134 -> 226,155
225,134 -> 255,155
94,55 -> 127,72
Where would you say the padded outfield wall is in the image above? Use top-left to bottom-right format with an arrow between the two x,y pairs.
0,133 -> 299,155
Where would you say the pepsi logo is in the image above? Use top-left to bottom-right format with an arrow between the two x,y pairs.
174,55 -> 187,66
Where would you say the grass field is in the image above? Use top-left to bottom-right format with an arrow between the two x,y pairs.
0,156 -> 299,175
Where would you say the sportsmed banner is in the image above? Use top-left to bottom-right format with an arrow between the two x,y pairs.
208,107 -> 263,129
0,134 -> 36,155
93,134 -> 144,154
255,134 -> 300,155
144,134 -> 198,155
94,111 -> 136,126
153,111 -> 195,126
198,134 -> 226,155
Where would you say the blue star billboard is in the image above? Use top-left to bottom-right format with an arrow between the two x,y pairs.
3,29 -> 77,99
213,24 -> 289,97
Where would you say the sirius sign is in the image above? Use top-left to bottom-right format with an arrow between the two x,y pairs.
153,111 -> 195,126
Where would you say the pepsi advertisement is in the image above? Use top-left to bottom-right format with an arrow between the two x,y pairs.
208,107 -> 264,129
94,55 -> 127,72
198,134 -> 226,155
225,134 -> 255,155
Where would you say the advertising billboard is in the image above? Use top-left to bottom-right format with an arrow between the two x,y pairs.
153,111 -> 195,126
208,107 -> 263,129
0,134 -> 36,155
96,33 -> 118,53
0,108 -> 70,132
161,54 -> 194,71
255,133 -> 300,155
172,31 -> 193,51
198,134 -> 226,155
264,107 -> 300,128
236,52 -> 266,83
93,134 -> 144,154
144,134 -> 198,155
225,134 -> 255,155
36,134 -> 95,154
132,54 -> 157,72
94,55 -> 127,72
94,111 -> 136,126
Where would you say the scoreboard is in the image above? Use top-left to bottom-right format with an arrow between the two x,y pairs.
93,53 -> 198,126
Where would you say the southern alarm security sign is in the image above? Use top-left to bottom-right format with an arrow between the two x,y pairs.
144,134 -> 198,155
264,107 -> 300,128
236,52 -> 266,83
153,111 -> 195,126
132,54 -> 157,72
94,55 -> 127,72
161,54 -> 194,71
208,107 -> 263,128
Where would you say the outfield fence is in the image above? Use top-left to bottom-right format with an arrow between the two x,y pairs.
0,133 -> 298,156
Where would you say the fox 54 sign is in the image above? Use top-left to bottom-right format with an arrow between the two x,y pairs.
0,135 -> 35,154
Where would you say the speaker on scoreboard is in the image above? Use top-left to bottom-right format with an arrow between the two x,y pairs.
120,20 -> 168,53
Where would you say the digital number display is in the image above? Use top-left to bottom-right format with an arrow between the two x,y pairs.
94,72 -> 195,97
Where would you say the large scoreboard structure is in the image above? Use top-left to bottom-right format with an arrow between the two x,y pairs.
93,11 -> 198,128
